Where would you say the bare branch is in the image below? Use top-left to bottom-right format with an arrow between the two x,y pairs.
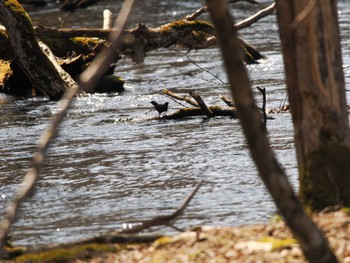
234,2 -> 276,30
162,89 -> 199,107
186,0 -> 259,21
189,91 -> 215,118
120,180 -> 204,234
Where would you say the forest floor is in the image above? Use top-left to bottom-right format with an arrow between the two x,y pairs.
10,209 -> 350,263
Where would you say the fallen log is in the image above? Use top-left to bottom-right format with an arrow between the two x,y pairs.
0,0 -> 74,100
34,19 -> 264,64
163,106 -> 237,119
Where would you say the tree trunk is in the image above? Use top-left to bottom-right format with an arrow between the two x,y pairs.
275,0 -> 350,210
206,0 -> 338,262
0,0 -> 73,100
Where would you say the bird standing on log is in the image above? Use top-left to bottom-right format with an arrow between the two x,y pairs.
150,101 -> 169,117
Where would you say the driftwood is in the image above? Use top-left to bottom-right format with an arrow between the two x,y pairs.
34,19 -> 264,64
220,95 -> 235,107
162,89 -> 199,107
0,0 -> 273,98
160,88 -> 273,121
189,90 -> 215,118
159,89 -> 237,119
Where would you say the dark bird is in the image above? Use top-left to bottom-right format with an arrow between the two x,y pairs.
150,101 -> 169,117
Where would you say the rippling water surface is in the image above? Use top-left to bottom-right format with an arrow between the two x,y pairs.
1,0 -> 350,246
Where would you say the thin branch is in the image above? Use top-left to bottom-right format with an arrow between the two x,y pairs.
234,2 -> 276,30
0,0 -> 135,254
172,49 -> 229,88
220,95 -> 234,107
120,180 -> 204,234
189,91 -> 215,118
256,86 -> 267,129
162,89 -> 199,107
186,0 -> 259,21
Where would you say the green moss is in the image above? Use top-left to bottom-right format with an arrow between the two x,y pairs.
3,0 -> 31,22
40,37 -> 105,58
14,243 -> 118,263
341,207 -> 350,215
299,144 -> 350,210
269,214 -> 283,223
153,236 -> 173,247
160,20 -> 214,33
95,75 -> 125,93
259,237 -> 297,250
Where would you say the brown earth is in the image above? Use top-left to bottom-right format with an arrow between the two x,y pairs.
70,209 -> 350,263
8,209 -> 350,263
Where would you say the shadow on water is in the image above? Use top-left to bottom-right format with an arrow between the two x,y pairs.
0,0 -> 349,247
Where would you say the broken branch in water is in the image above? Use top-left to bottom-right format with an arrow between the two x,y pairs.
220,95 -> 235,107
159,90 -> 236,119
189,91 -> 215,118
162,89 -> 199,107
257,86 -> 267,129
119,180 -> 204,234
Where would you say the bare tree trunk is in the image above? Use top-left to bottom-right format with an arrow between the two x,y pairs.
206,0 -> 338,262
0,0 -> 73,100
275,0 -> 350,210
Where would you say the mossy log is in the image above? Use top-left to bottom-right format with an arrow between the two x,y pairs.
0,27 -> 124,97
0,0 -> 74,100
34,19 -> 264,64
0,3 -> 263,98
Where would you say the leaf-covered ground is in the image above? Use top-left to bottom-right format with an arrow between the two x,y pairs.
11,209 -> 350,263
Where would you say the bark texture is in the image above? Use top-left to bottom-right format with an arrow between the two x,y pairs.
275,0 -> 350,209
206,0 -> 338,262
0,0 -> 72,100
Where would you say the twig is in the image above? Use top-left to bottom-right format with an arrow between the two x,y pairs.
186,0 -> 259,21
220,95 -> 234,107
0,0 -> 135,255
172,49 -> 229,88
234,2 -> 276,31
186,0 -> 271,33
162,89 -> 199,107
256,86 -> 267,129
189,91 -> 215,118
120,180 -> 204,234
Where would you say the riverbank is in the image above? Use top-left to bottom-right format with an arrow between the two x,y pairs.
10,209 -> 350,262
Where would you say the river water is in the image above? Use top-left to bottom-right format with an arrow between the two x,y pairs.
1,0 -> 350,247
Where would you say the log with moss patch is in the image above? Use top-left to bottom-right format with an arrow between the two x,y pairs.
0,27 -> 124,97
0,0 -> 75,100
34,19 -> 264,64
